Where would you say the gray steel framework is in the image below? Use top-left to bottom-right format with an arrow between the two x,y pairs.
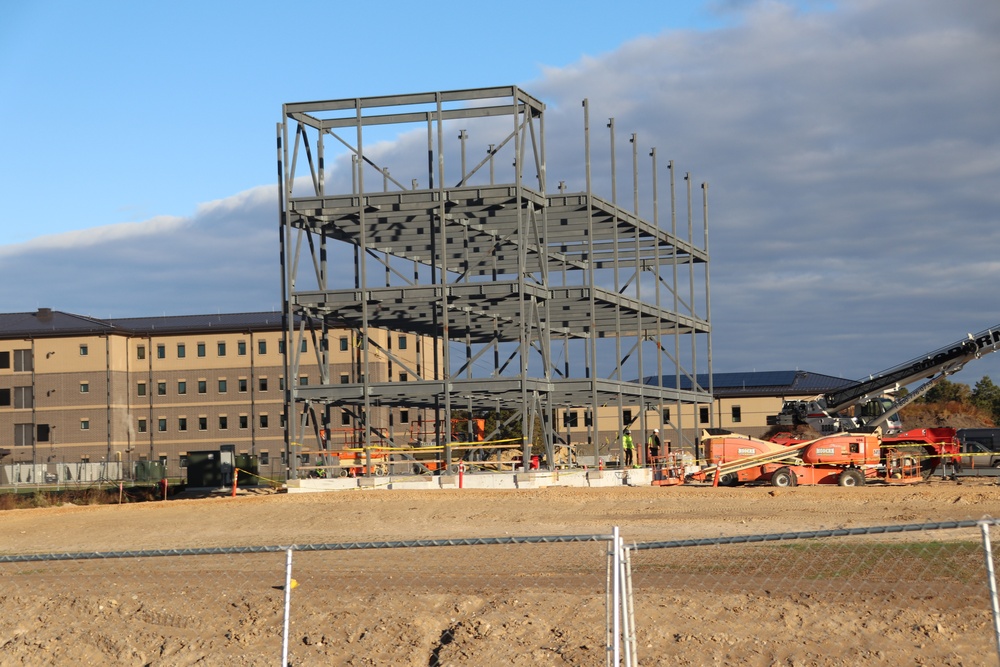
277,86 -> 712,478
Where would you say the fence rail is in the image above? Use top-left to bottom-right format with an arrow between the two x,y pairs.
1,521 -> 998,665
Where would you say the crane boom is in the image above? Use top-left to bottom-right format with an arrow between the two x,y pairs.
768,324 -> 1000,433
824,324 -> 1000,413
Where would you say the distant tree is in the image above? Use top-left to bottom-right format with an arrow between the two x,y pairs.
972,376 -> 1000,424
920,378 -> 972,404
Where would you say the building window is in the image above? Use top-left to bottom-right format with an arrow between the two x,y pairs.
340,337 -> 349,351
340,373 -> 349,384
623,409 -> 632,425
731,405 -> 742,423
198,417 -> 207,431
178,381 -> 187,395
301,453 -> 310,464
258,340 -> 267,355
177,343 -> 186,358
260,451 -> 270,465
137,419 -> 147,433
178,417 -> 188,432
238,341 -> 247,356
259,378 -> 268,391
14,423 -> 32,446
158,418 -> 167,432
563,411 -> 579,427
156,344 -> 165,359
137,382 -> 146,397
37,424 -> 50,442
14,386 -> 32,409
79,344 -> 88,356
662,408 -> 671,423
400,409 -> 409,423
260,414 -> 269,428
218,379 -> 228,394
341,410 -> 351,426
137,345 -> 145,360
198,380 -> 207,394
278,340 -> 286,354
299,340 -> 307,353
399,335 -> 407,350
299,376 -> 308,386
0,388 -> 9,406
238,378 -> 247,392
14,349 -> 32,372
217,342 -> 226,357
81,419 -> 90,430
699,406 -> 710,424
399,372 -> 408,383
0,351 -> 8,369
239,415 -> 248,429
197,342 -> 206,357
80,382 -> 89,394
157,382 -> 166,396
279,377 -> 285,390
219,415 -> 228,430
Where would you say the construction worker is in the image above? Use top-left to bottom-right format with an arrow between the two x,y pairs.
622,428 -> 635,467
647,428 -> 661,463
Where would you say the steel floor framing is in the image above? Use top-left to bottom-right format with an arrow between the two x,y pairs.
278,86 -> 713,477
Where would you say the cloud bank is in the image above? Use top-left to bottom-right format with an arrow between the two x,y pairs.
2,0 -> 998,384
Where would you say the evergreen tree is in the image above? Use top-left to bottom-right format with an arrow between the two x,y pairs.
920,378 -> 972,404
972,376 -> 1000,423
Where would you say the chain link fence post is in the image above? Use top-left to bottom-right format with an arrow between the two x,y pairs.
980,520 -> 1000,664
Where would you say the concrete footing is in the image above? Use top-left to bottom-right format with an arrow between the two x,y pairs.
284,467 -> 654,493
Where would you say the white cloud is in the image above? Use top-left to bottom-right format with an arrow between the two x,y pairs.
2,0 -> 999,385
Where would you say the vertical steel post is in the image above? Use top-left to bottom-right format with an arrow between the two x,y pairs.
583,99 -> 600,469
281,547 -> 293,666
612,526 -> 621,666
980,521 -> 1000,662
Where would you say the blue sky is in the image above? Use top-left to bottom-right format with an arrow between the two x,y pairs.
2,0 -> 999,390
0,0 -> 733,240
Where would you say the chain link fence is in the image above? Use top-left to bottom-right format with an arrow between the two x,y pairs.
1,522 -> 998,665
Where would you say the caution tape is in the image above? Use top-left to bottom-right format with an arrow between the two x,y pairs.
233,468 -> 284,487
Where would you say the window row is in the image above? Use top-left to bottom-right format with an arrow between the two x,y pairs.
0,350 -> 32,372
137,339 -> 289,361
338,334 -> 411,352
137,376 -> 303,397
135,413 -> 280,433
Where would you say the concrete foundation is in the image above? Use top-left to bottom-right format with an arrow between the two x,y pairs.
284,467 -> 654,493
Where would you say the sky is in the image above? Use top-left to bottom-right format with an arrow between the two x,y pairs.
1,0 -> 998,389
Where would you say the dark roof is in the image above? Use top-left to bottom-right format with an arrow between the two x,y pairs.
0,309 -> 288,338
641,370 -> 855,398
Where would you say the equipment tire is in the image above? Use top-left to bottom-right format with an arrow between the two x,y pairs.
770,467 -> 796,488
718,473 -> 738,487
838,469 -> 865,487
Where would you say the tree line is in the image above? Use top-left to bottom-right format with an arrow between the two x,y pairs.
912,376 -> 1000,425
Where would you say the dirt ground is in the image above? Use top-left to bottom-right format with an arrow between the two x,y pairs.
2,477 -> 1000,666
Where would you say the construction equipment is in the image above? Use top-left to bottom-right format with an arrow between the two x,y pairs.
767,324 -> 1000,434
691,429 -> 882,487
694,425 -> 961,487
770,427 -> 960,482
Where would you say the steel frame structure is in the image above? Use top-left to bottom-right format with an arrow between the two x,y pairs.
278,86 -> 712,479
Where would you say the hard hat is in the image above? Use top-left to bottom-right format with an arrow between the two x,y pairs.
653,428 -> 659,433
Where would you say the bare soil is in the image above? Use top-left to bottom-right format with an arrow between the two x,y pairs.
2,477 -> 1000,665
